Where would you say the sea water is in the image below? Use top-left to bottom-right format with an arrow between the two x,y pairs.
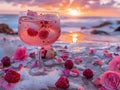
0,14 -> 120,43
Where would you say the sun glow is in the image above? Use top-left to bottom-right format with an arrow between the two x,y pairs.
71,34 -> 78,43
67,8 -> 82,16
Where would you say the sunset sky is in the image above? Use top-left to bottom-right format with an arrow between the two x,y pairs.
0,0 -> 120,17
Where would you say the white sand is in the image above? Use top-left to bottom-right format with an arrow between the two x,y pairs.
0,34 -> 120,90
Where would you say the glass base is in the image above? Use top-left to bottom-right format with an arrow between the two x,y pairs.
29,67 -> 47,76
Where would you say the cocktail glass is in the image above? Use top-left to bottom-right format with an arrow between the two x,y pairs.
18,10 -> 61,75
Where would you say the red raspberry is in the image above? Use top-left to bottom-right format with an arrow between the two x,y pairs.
39,30 -> 49,39
27,28 -> 38,37
83,68 -> 93,79
55,76 -> 69,89
64,60 -> 74,69
1,56 -> 11,67
4,69 -> 20,83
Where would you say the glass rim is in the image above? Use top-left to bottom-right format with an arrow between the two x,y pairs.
19,10 -> 60,15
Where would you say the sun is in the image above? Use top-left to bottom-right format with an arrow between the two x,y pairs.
67,8 -> 82,16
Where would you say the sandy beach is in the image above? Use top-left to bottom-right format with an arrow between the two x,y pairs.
0,33 -> 120,90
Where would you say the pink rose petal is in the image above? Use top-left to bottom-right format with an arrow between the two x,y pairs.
61,53 -> 69,61
78,86 -> 84,90
56,58 -> 63,63
62,69 -> 70,76
93,60 -> 103,65
0,74 -> 16,90
89,48 -> 96,55
18,64 -> 23,71
70,68 -> 80,75
32,60 -> 39,67
29,52 -> 36,58
69,71 -> 78,77
74,57 -> 82,64
93,77 -> 101,86
103,50 -> 112,58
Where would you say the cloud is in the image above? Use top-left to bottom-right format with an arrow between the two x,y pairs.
0,0 -> 120,9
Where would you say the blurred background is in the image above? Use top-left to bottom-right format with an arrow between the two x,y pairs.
0,0 -> 120,38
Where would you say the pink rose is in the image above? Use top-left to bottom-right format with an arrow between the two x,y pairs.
13,47 -> 28,61
40,47 -> 56,59
109,56 -> 120,72
100,71 -> 120,90
45,48 -> 56,59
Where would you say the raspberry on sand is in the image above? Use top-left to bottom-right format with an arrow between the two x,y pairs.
83,68 -> 94,79
55,76 -> 69,89
4,69 -> 20,83
1,56 -> 11,67
64,60 -> 74,69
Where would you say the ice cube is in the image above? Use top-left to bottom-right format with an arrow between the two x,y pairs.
44,14 -> 57,20
21,22 -> 39,31
27,22 -> 39,31
19,16 -> 36,21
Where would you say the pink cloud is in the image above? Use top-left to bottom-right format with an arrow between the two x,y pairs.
0,0 -> 119,9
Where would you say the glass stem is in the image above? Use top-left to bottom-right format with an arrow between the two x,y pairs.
38,47 -> 44,68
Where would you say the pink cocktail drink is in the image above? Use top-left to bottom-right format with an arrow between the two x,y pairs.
18,11 -> 60,46
18,10 -> 61,75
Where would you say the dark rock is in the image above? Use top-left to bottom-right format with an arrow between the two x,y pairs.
117,21 -> 120,24
92,21 -> 112,28
90,30 -> 109,35
81,27 -> 86,30
115,26 -> 120,31
0,23 -> 14,34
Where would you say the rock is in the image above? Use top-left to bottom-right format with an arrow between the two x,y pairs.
90,30 -> 109,35
0,23 -> 15,34
115,26 -> 120,31
117,21 -> 120,24
92,21 -> 112,28
81,27 -> 86,30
